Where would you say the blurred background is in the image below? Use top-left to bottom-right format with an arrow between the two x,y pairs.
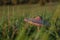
0,0 -> 60,5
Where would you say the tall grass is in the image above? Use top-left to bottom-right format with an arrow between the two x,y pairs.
0,4 -> 60,40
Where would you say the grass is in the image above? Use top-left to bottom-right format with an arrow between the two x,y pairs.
0,3 -> 60,40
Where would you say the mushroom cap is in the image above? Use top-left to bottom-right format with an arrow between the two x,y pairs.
24,18 -> 43,26
24,16 -> 50,27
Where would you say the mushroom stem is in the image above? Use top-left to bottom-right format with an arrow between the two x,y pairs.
37,27 -> 40,32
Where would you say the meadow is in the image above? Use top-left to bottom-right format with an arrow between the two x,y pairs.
0,3 -> 60,40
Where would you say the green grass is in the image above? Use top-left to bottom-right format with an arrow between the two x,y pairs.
0,3 -> 60,40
